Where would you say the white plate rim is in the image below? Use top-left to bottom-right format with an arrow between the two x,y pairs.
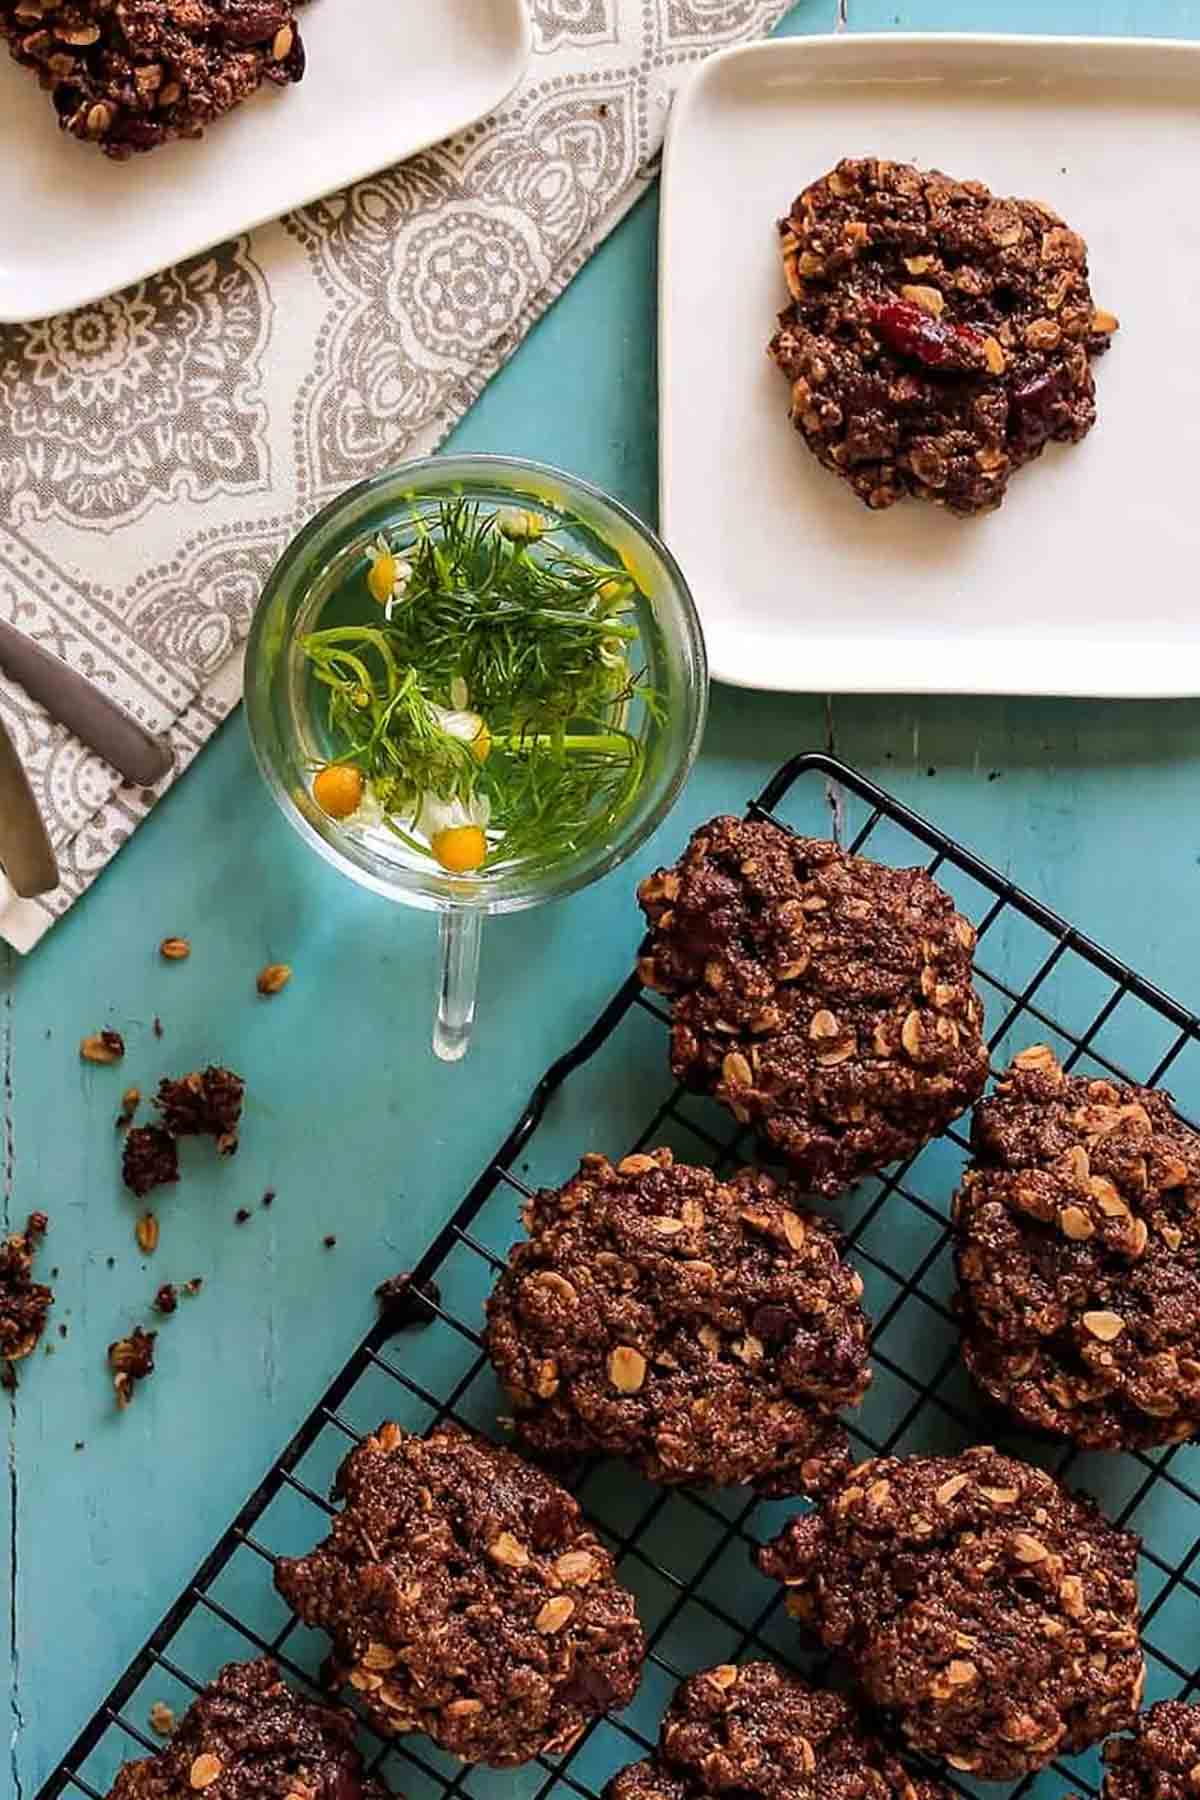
0,0 -> 534,324
658,32 -> 1200,698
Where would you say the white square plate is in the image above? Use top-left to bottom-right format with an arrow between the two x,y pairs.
0,0 -> 531,322
660,35 -> 1200,697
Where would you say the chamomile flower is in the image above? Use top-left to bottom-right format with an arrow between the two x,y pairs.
496,507 -> 549,544
431,689 -> 491,764
414,788 -> 492,873
365,534 -> 414,618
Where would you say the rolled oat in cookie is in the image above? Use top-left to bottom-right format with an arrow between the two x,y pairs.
638,816 -> 987,1198
1103,1701 -> 1200,1800
757,1444 -> 1144,1780
0,1212 -> 51,1364
955,1046 -> 1200,1450
485,1148 -> 870,1495
605,1660 -> 953,1800
0,0 -> 307,159
106,1655 -> 389,1800
771,157 -> 1117,514
274,1422 -> 645,1767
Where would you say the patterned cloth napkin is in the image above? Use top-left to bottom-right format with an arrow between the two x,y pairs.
0,0 -> 789,952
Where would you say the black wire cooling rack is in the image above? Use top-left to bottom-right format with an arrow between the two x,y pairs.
38,751 -> 1200,1800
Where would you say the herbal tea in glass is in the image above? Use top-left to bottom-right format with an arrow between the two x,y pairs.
301,500 -> 663,884
244,457 -> 706,1062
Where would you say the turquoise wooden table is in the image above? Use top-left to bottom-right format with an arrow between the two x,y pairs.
9,1 -> 1200,1793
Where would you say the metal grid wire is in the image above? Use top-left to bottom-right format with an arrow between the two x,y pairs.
38,751 -> 1200,1800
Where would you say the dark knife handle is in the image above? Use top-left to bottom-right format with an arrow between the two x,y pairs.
0,617 -> 174,788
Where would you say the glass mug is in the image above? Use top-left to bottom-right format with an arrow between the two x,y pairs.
244,454 -> 708,1060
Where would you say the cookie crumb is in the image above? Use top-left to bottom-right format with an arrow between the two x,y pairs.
153,1284 -> 178,1316
323,1235 -> 337,1250
235,1208 -> 251,1226
0,1212 -> 53,1366
376,1271 -> 441,1330
109,1325 -> 157,1409
148,1700 -> 176,1737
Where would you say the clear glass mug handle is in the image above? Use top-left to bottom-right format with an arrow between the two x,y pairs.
433,908 -> 483,1062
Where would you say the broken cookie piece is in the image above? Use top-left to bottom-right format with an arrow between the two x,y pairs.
122,1124 -> 180,1197
0,1211 -> 52,1365
156,1065 -> 244,1154
0,0 -> 307,160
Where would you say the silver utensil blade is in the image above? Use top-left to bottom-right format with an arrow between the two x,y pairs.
0,713 -> 57,898
0,617 -> 173,788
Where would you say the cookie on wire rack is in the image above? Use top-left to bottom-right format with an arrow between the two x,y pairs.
757,1444 -> 1144,1780
637,815 -> 988,1198
1103,1702 -> 1200,1800
604,1660 -> 953,1800
274,1421 -> 645,1768
954,1044 -> 1200,1450
485,1146 -> 871,1496
105,1656 -> 389,1800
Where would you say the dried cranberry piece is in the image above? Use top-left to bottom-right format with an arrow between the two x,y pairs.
1008,369 -> 1065,453
867,299 -> 983,371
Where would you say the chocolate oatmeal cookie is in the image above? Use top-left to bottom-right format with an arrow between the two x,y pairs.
638,817 -> 988,1197
274,1422 -> 645,1767
485,1148 -> 870,1495
605,1661 -> 953,1800
955,1045 -> 1200,1450
106,1656 -> 388,1800
0,1212 -> 51,1364
770,157 -> 1118,514
758,1445 -> 1144,1779
1103,1702 -> 1200,1800
0,0 -> 306,160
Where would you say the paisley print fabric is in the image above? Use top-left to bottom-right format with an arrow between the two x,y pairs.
0,0 -> 792,952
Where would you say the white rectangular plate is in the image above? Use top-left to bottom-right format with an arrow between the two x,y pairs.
660,35 -> 1200,697
0,0 -> 531,323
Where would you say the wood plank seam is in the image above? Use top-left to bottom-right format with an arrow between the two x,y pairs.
2,943 -> 24,1800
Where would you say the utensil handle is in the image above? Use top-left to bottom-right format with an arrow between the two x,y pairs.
434,909 -> 482,1063
0,617 -> 174,788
